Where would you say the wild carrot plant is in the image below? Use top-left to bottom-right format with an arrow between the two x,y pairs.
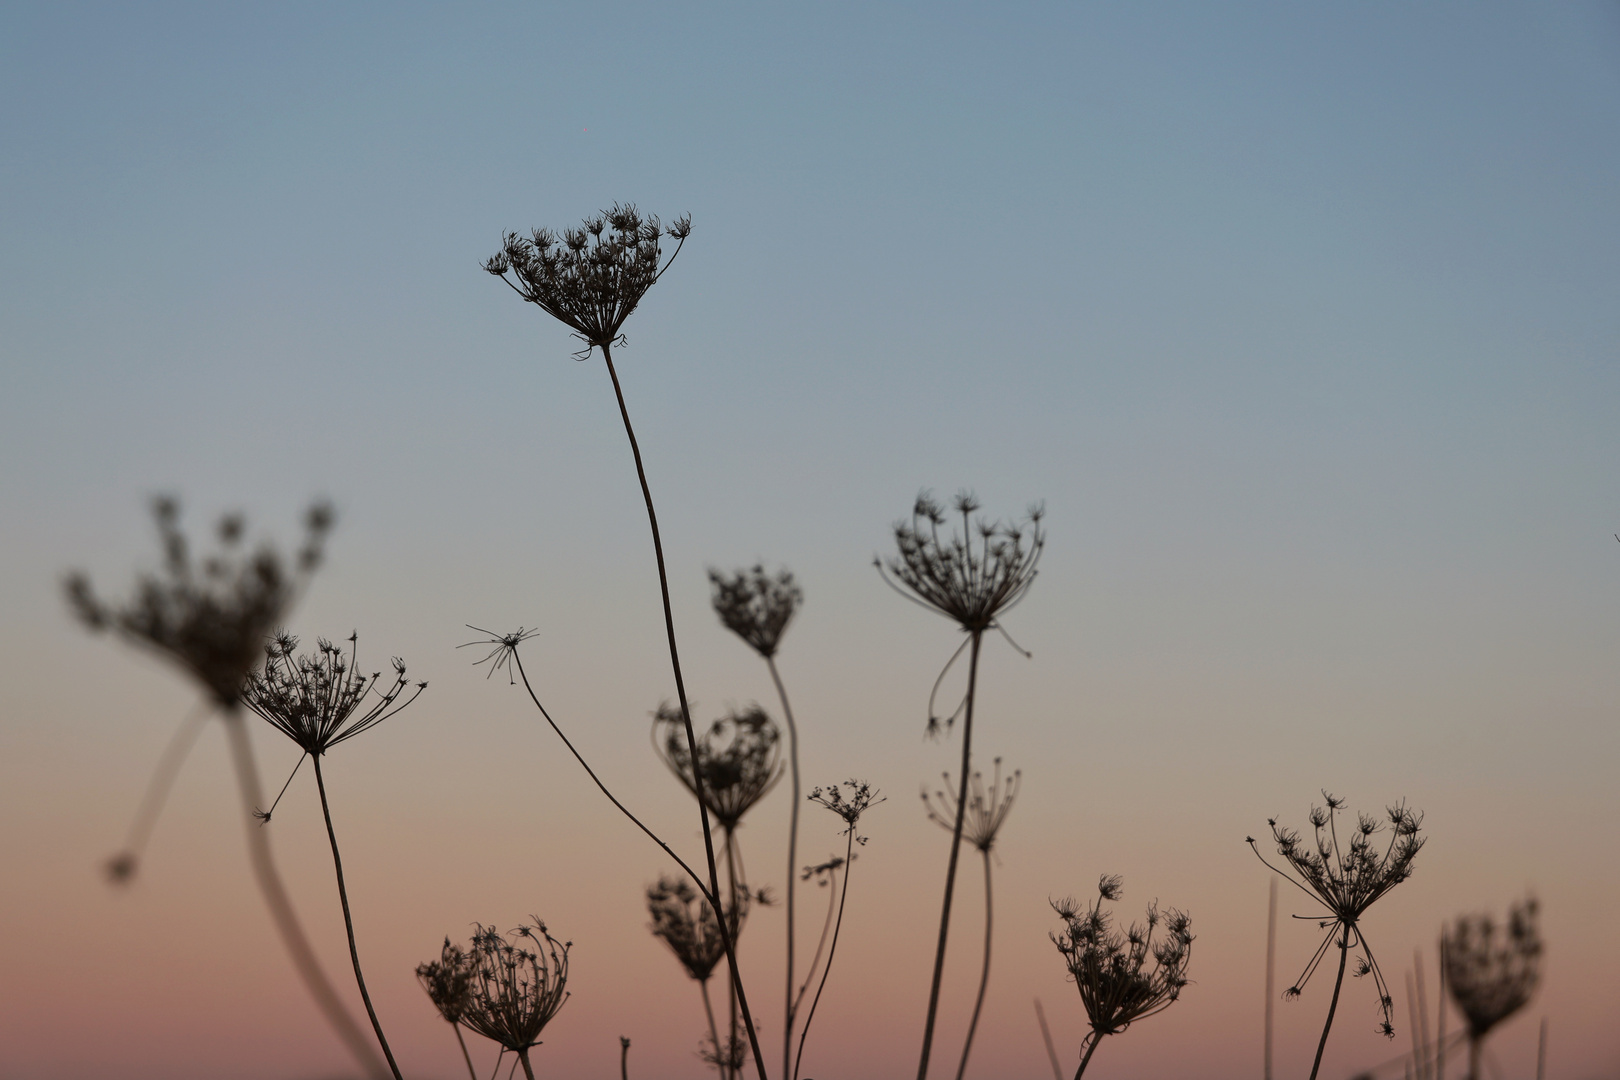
877,491 -> 1043,1080
457,918 -> 572,1080
710,563 -> 806,1080
922,759 -> 1020,1080
1248,793 -> 1425,1080
242,632 -> 427,1080
1050,875 -> 1193,1079
485,207 -> 770,1077
647,875 -> 754,1076
1443,895 -> 1541,1080
417,937 -> 479,1080
63,498 -> 386,1078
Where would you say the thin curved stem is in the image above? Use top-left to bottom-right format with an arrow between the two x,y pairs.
916,630 -> 983,1080
1308,926 -> 1352,1080
1073,1031 -> 1101,1080
766,654 -> 801,1080
954,847 -> 994,1080
220,710 -> 388,1080
793,864 -> 842,1020
601,343 -> 766,1079
119,701 -> 209,860
1034,999 -> 1062,1080
312,754 -> 403,1080
793,828 -> 857,1080
452,1022 -> 477,1080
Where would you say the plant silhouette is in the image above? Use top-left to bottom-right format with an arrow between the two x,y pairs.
648,875 -> 754,1077
1443,895 -> 1541,1080
456,918 -> 572,1080
417,938 -> 479,1080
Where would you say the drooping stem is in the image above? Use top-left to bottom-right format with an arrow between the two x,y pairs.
220,709 -> 388,1080
600,342 -> 767,1079
1307,926 -> 1352,1080
766,655 -> 801,1080
916,630 -> 984,1080
954,846 -> 995,1080
312,754 -> 404,1080
518,1047 -> 537,1080
452,1022 -> 478,1080
1072,1030 -> 1101,1080
793,826 -> 857,1080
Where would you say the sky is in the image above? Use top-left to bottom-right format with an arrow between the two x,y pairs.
2,2 -> 1619,1078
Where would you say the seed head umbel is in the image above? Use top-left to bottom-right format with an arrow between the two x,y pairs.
808,779 -> 884,844
1050,875 -> 1193,1042
646,875 -> 751,983
1443,895 -> 1541,1040
877,491 -> 1044,635
242,632 -> 425,757
484,204 -> 691,355
709,564 -> 802,659
458,918 -> 571,1055
653,703 -> 783,831
922,758 -> 1019,853
64,497 -> 334,707
417,938 -> 475,1024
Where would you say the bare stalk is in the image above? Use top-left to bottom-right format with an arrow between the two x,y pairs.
916,630 -> 983,1080
1073,1030 -> 1101,1080
701,980 -> 725,1079
1265,877 -> 1277,1080
452,1022 -> 477,1080
600,342 -> 766,1079
953,847 -> 995,1080
518,1047 -> 537,1080
793,825 -> 858,1080
312,754 -> 403,1080
220,710 -> 388,1080
1308,927 -> 1352,1080
1034,999 -> 1062,1080
767,654 -> 802,1080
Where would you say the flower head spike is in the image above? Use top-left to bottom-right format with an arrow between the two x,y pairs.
708,564 -> 802,658
459,917 -> 571,1056
484,205 -> 691,356
1049,875 -> 1193,1075
242,633 -> 425,756
645,875 -> 751,983
1247,793 -> 1425,1046
64,497 -> 334,707
417,938 -> 475,1024
459,625 -> 540,684
653,703 -> 783,831
922,758 -> 1020,853
1443,895 -> 1541,1041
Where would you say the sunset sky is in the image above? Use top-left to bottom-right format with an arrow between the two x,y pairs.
2,3 -> 1619,1079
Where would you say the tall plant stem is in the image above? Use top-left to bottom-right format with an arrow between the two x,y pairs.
766,654 -> 801,1080
1072,1030 -> 1101,1080
1265,878 -> 1277,1080
451,1022 -> 478,1080
793,826 -> 857,1080
1436,937 -> 1448,1080
726,827 -> 741,1080
1034,999 -> 1062,1080
1466,1035 -> 1481,1080
916,629 -> 984,1080
312,754 -> 404,1080
952,848 -> 991,1080
1308,926 -> 1352,1080
518,1047 -> 537,1080
600,343 -> 767,1079
220,710 -> 388,1080
701,980 -> 725,1080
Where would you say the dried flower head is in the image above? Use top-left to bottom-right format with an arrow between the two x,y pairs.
1247,793 -> 1425,1037
484,204 -> 691,355
417,938 -> 475,1024
808,779 -> 884,843
922,758 -> 1019,853
646,875 -> 752,983
242,633 -> 425,757
708,564 -> 802,658
458,918 -> 571,1055
1050,876 -> 1193,1050
460,625 -> 541,684
878,491 -> 1044,635
653,703 -> 783,831
64,497 -> 333,706
1443,895 -> 1541,1040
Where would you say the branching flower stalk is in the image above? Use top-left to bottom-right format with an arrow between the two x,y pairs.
486,207 -> 769,1080
63,499 -> 386,1079
710,564 -> 806,1080
794,781 -> 883,1080
877,491 -> 1043,1080
243,633 -> 427,1080
1443,896 -> 1541,1080
1248,793 -> 1425,1080
922,759 -> 1020,1080
1050,876 -> 1193,1079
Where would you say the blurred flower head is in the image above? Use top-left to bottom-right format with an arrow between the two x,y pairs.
922,758 -> 1020,853
242,632 -> 425,756
64,497 -> 333,707
708,564 -> 802,659
645,875 -> 751,983
417,938 -> 475,1024
484,204 -> 691,355
1443,895 -> 1541,1039
1050,875 -> 1193,1037
653,703 -> 783,831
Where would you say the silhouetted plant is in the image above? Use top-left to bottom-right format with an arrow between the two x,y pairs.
923,759 -> 1020,1080
1248,793 -> 1425,1080
647,876 -> 753,1078
877,490 -> 1043,1080
485,208 -> 768,1078
1050,875 -> 1193,1079
1443,896 -> 1541,1080
418,938 -> 479,1080
243,632 -> 426,1080
63,498 -> 383,1079
794,781 -> 883,1080
710,563 -> 807,1080
457,918 -> 571,1080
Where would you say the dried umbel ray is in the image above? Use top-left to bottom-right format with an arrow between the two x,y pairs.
1444,896 -> 1541,1080
654,703 -> 784,832
1050,876 -> 1193,1079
